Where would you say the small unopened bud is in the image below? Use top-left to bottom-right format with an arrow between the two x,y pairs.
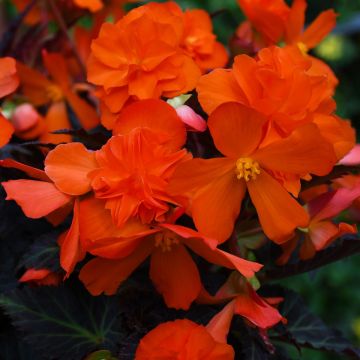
11,103 -> 46,140
175,105 -> 207,132
12,103 -> 40,132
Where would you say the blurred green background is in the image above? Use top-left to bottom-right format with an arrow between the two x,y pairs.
176,1 -> 360,359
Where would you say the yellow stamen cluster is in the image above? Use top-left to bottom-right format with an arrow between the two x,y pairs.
46,84 -> 64,102
235,157 -> 261,181
154,231 -> 180,252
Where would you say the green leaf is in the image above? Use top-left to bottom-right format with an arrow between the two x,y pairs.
0,327 -> 43,360
0,285 -> 122,360
84,350 -> 117,360
276,290 -> 360,358
231,318 -> 291,360
261,236 -> 360,282
18,231 -> 61,272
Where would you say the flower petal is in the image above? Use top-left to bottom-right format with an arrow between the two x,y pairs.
78,196 -> 152,246
0,57 -> 19,98
0,114 -> 14,147
160,223 -> 218,249
301,10 -> 337,49
19,268 -> 51,282
16,61 -> 51,106
312,185 -> 360,222
113,99 -> 186,151
45,142 -> 98,195
79,243 -> 153,295
192,168 -> 247,243
168,157 -> 235,198
208,102 -> 266,158
2,180 -> 72,218
314,114 -> 355,161
196,68 -> 244,114
339,144 -> 360,165
254,123 -> 337,176
247,171 -> 309,243
175,105 -> 207,132
0,158 -> 49,181
59,198 -> 85,277
184,237 -> 262,278
310,220 -> 357,251
150,243 -> 201,310
65,90 -> 99,130
234,286 -> 283,329
42,52 -> 70,90
285,0 -> 306,44
206,301 -> 235,344
41,102 -> 72,144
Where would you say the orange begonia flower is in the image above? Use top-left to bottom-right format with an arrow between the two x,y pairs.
135,306 -> 235,359
87,2 -> 201,129
198,272 -> 284,330
197,45 -> 336,137
2,100 -> 193,277
43,100 -> 189,228
237,0 -> 336,51
181,9 -> 228,73
17,51 -> 98,142
79,214 -> 262,309
168,102 -> 337,243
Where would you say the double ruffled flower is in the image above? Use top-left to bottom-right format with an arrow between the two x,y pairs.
87,1 -> 228,128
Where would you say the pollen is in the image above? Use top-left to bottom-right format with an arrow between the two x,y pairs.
235,157 -> 261,181
154,231 -> 180,252
46,84 -> 64,102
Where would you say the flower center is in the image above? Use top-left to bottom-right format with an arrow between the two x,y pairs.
154,231 -> 180,252
235,157 -> 261,181
46,84 -> 64,102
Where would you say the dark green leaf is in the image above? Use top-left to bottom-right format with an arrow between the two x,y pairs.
276,290 -> 360,358
0,285 -> 122,360
0,187 -> 52,294
261,236 -> 360,282
84,350 -> 117,360
230,319 -> 290,360
19,231 -> 61,272
0,327 -> 44,360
